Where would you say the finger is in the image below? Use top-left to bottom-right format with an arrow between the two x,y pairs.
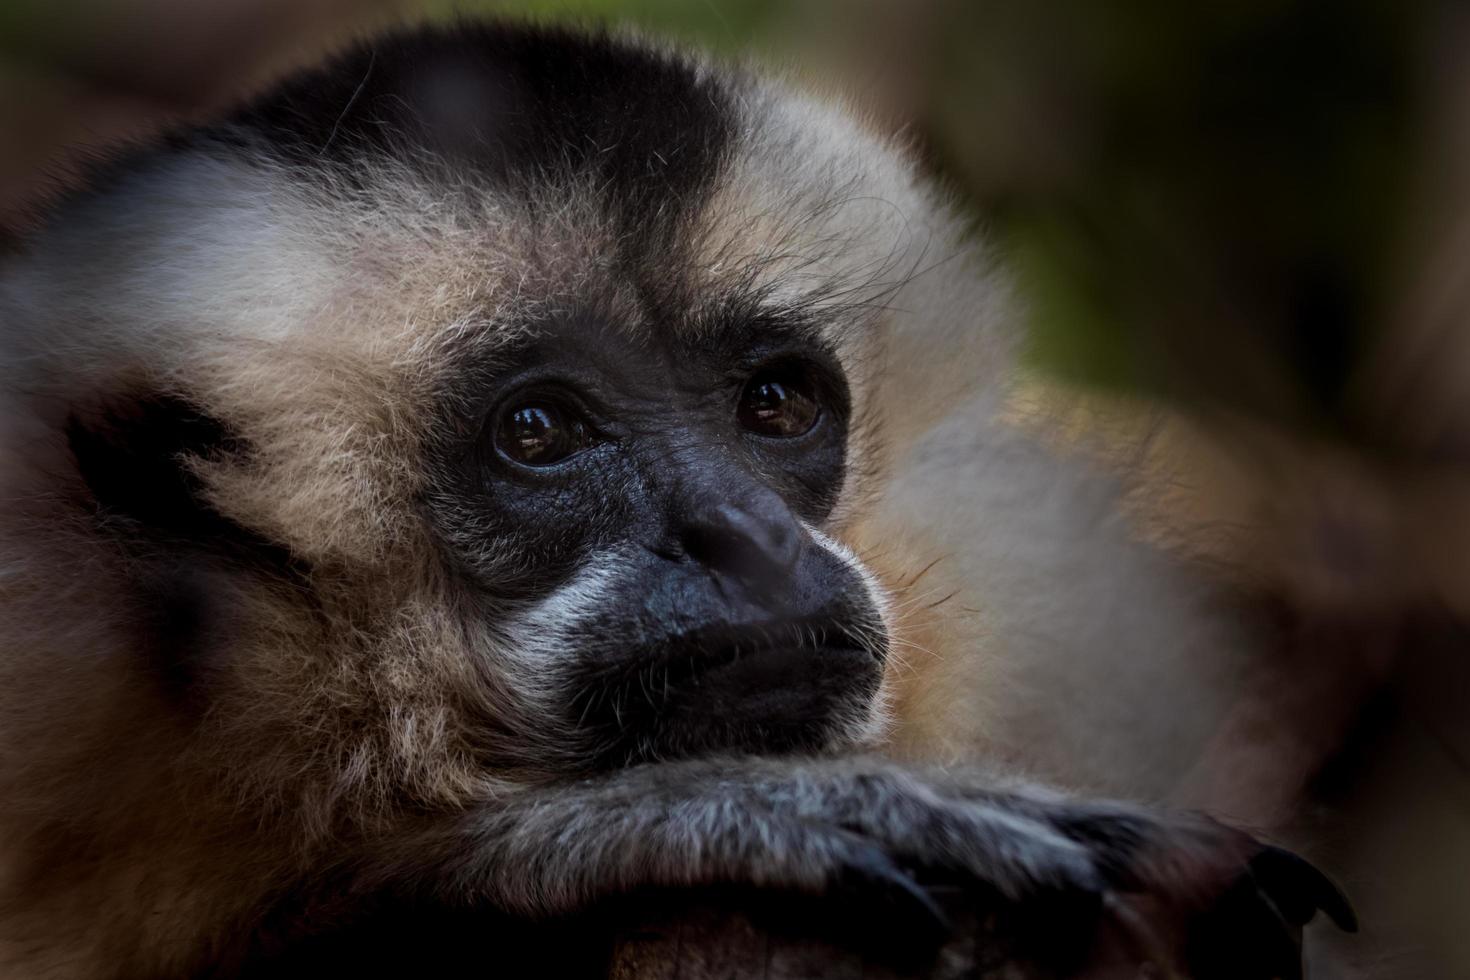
834,840 -> 953,940
1249,845 -> 1359,933
1186,872 -> 1305,980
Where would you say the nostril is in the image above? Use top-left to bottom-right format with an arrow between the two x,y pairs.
678,494 -> 803,593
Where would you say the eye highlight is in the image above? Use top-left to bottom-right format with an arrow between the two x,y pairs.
493,400 -> 593,467
737,362 -> 822,438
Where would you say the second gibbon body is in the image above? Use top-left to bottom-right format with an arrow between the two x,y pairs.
0,21 -> 1350,978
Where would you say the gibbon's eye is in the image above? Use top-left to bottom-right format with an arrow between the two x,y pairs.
493,400 -> 593,467
737,362 -> 822,438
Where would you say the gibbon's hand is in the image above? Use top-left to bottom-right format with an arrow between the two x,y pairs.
390,757 -> 1353,977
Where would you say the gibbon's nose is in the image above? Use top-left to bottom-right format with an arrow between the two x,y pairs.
677,486 -> 803,598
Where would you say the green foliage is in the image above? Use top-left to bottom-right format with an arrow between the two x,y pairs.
922,1 -> 1415,432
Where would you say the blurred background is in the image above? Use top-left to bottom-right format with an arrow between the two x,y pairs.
2,1 -> 1467,976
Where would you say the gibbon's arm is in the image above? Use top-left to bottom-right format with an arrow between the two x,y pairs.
344,757 -> 1354,977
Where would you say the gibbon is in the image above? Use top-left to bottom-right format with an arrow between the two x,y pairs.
0,20 -> 1351,978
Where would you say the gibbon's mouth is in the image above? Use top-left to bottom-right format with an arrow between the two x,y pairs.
668,635 -> 876,712
571,620 -> 885,768
660,621 -> 877,684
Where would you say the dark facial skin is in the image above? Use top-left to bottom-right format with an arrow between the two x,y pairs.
429,311 -> 887,768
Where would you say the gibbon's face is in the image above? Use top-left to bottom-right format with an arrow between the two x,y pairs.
22,24 -> 967,778
430,314 -> 887,768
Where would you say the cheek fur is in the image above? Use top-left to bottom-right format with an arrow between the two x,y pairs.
805,523 -> 895,650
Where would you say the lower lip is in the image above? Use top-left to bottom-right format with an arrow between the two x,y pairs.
581,641 -> 883,766
671,642 -> 877,709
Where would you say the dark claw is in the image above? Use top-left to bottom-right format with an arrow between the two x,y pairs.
1249,845 -> 1359,933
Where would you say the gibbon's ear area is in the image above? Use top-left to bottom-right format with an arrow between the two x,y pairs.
64,391 -> 293,570
63,392 -> 305,704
